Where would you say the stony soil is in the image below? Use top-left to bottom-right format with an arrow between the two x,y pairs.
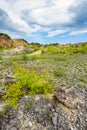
0,50 -> 87,130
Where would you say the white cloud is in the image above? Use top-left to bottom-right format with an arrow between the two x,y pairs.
0,0 -> 87,39
70,29 -> 87,35
47,29 -> 68,37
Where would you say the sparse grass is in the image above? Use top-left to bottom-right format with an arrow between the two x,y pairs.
28,55 -> 40,60
54,56 -> 66,61
0,55 -> 3,60
54,69 -> 66,77
0,105 -> 11,116
21,54 -> 29,60
26,100 -> 34,110
79,76 -> 87,84
47,111 -> 51,119
0,46 -> 87,109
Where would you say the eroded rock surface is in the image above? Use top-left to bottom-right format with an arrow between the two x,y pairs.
0,87 -> 87,130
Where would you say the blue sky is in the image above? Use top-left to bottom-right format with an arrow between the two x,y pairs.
0,0 -> 87,44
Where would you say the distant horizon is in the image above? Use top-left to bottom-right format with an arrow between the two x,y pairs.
0,0 -> 87,44
1,32 -> 87,45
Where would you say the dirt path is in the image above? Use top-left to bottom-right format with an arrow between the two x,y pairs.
28,50 -> 41,56
1,49 -> 42,60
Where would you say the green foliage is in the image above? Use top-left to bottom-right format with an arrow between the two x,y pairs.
21,54 -> 29,60
79,76 -> 87,83
54,56 -> 66,61
0,55 -> 2,60
0,105 -> 11,116
3,63 -> 53,108
0,110 -> 4,116
43,43 -> 87,55
85,67 -> 87,73
3,82 -> 24,108
47,111 -> 51,119
78,44 -> 87,53
0,45 -> 4,50
28,55 -> 40,60
26,100 -> 34,110
54,69 -> 66,77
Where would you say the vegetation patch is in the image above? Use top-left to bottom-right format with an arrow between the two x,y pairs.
0,55 -> 3,60
79,76 -> 87,84
54,69 -> 66,77
3,63 -> 53,108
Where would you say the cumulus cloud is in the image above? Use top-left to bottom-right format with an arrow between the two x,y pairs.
0,0 -> 87,41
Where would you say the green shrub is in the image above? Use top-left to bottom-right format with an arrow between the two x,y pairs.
78,44 -> 87,53
3,63 -> 53,108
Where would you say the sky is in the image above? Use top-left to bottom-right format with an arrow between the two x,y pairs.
0,0 -> 87,44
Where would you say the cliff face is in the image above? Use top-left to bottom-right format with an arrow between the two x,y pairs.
0,33 -> 29,48
0,33 -> 29,55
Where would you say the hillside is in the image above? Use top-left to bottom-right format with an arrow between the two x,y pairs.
0,33 -> 87,130
0,33 -> 29,48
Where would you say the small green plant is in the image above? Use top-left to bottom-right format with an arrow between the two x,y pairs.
54,69 -> 66,77
26,100 -> 34,110
0,110 -> 4,116
47,111 -> 51,119
0,105 -> 11,116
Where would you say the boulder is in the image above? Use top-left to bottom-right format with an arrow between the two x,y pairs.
54,87 -> 82,109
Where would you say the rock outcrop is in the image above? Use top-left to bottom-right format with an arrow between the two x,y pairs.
0,87 -> 87,130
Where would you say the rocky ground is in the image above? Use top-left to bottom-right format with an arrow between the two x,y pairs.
0,87 -> 87,130
0,50 -> 87,130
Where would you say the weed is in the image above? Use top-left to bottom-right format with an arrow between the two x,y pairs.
47,111 -> 51,119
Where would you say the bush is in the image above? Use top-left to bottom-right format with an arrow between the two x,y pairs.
3,63 -> 53,108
